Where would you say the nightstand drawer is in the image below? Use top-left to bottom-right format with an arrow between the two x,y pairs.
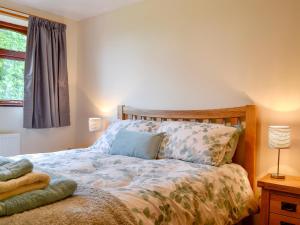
270,194 -> 300,218
269,213 -> 300,225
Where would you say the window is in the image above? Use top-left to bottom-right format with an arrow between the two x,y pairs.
0,21 -> 27,107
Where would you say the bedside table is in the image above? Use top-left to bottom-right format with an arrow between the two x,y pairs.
258,174 -> 300,225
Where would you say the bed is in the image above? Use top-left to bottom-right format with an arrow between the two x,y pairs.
0,105 -> 258,225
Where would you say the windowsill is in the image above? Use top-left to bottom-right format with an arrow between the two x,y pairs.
0,100 -> 23,107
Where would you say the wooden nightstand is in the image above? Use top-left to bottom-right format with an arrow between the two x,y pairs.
258,174 -> 300,225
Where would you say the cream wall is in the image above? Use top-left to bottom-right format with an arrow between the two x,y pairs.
0,1 -> 79,153
77,0 -> 300,178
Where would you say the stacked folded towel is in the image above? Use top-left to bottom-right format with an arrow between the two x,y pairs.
0,158 -> 49,200
0,156 -> 77,216
0,158 -> 33,181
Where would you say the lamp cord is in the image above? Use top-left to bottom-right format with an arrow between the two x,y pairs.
277,148 -> 281,176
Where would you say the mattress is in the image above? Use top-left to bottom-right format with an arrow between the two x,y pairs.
6,148 -> 258,225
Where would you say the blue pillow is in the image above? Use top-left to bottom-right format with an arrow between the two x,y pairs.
110,129 -> 165,159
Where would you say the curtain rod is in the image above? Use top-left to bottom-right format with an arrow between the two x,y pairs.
0,5 -> 63,24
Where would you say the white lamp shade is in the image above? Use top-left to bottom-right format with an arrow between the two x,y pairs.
269,126 -> 291,149
89,118 -> 102,132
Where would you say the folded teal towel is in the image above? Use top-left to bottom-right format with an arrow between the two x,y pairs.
0,177 -> 77,216
0,159 -> 33,181
0,156 -> 12,166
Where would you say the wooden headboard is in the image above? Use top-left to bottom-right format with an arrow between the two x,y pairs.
118,105 -> 257,189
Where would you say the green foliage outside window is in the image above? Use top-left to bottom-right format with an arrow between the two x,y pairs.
0,28 -> 26,100
0,28 -> 26,51
0,59 -> 24,100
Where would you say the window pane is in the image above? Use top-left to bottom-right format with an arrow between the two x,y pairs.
0,28 -> 27,52
0,58 -> 24,100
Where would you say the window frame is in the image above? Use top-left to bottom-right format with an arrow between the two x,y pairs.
0,21 -> 27,107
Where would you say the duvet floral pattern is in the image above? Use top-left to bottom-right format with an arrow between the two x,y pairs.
12,148 -> 258,225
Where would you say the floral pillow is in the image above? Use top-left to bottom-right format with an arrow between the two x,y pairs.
220,126 -> 242,164
90,119 -> 161,154
157,121 -> 239,166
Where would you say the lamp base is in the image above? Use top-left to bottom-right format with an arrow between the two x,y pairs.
271,173 -> 285,179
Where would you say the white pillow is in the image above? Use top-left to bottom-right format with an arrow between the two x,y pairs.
90,119 -> 161,154
157,121 -> 238,166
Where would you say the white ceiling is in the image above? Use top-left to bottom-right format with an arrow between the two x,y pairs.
5,0 -> 144,21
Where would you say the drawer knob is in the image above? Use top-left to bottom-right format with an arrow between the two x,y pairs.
280,222 -> 295,225
281,202 -> 297,212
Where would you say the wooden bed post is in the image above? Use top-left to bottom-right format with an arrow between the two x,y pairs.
245,105 -> 257,189
118,105 -> 125,120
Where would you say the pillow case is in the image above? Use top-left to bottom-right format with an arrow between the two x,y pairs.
90,119 -> 161,154
157,121 -> 239,166
110,129 -> 165,159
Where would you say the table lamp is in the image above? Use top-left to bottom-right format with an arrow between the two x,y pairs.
269,126 -> 291,179
89,118 -> 102,132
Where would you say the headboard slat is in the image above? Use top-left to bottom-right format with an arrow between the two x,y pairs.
117,105 -> 256,189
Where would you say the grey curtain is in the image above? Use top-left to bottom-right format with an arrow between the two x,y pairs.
23,16 -> 70,128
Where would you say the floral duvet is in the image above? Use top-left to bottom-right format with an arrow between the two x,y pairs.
12,148 -> 258,225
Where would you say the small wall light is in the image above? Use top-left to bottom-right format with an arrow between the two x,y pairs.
89,118 -> 102,132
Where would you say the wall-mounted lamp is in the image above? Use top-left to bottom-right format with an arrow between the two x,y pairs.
269,125 -> 291,179
89,118 -> 102,132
